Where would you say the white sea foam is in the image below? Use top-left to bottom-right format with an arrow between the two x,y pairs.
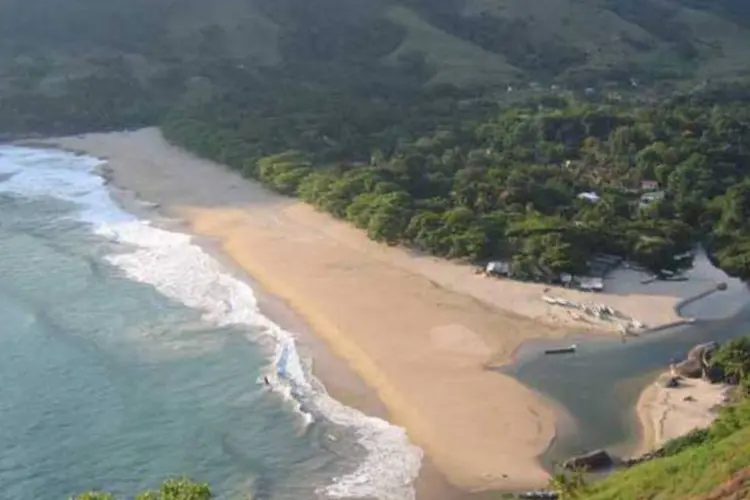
0,145 -> 423,500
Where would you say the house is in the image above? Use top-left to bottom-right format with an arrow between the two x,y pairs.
641,180 -> 660,191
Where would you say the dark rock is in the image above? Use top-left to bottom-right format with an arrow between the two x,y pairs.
661,375 -> 680,388
674,358 -> 703,378
562,449 -> 613,471
686,341 -> 719,363
705,364 -> 725,383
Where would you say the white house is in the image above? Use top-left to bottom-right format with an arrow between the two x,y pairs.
577,191 -> 600,203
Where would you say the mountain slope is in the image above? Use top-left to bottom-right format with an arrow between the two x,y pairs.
3,0 -> 750,89
383,5 -> 520,86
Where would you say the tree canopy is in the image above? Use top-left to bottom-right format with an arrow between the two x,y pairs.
73,478 -> 212,500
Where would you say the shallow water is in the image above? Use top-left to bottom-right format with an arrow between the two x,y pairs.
507,281 -> 750,467
0,147 -> 421,500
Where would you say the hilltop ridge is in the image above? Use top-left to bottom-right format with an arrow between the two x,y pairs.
2,0 -> 750,90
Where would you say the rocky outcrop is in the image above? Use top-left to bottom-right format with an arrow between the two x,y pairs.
674,358 -> 704,378
623,448 -> 665,467
562,449 -> 613,471
660,375 -> 680,388
687,341 -> 719,364
672,341 -> 720,379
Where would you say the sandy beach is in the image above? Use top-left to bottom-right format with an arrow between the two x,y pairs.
37,128 -> 735,493
635,376 -> 730,454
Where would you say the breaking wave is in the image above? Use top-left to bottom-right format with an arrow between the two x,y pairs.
0,145 -> 422,500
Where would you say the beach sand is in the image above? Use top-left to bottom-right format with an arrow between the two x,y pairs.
635,376 -> 730,454
39,128 -> 730,494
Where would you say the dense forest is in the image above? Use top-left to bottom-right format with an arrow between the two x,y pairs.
1,0 -> 750,281
161,78 -> 750,281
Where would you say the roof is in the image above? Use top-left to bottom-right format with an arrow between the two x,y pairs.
577,191 -> 600,202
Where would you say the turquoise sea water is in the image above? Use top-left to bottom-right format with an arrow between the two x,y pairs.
0,147 -> 421,500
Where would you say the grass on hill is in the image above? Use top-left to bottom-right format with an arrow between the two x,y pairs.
575,386 -> 750,499
582,423 -> 750,499
455,0 -> 750,85
165,0 -> 281,66
383,5 -> 520,86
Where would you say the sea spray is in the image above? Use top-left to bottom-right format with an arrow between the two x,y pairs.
0,145 -> 423,500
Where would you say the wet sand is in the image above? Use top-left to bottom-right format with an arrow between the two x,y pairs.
635,376 -> 730,455
37,127 -> 727,494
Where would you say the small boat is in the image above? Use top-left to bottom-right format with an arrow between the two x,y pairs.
544,344 -> 577,355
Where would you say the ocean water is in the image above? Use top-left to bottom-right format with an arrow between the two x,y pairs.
0,147 -> 421,500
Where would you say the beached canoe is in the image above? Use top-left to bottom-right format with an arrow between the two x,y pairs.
544,344 -> 577,355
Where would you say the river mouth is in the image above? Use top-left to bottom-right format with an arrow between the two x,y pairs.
502,283 -> 750,470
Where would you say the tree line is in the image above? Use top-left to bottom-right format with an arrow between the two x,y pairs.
162,81 -> 750,281
0,14 -> 749,281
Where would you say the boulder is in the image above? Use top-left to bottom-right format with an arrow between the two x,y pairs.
660,375 -> 680,388
686,341 -> 719,363
562,449 -> 613,471
674,358 -> 703,378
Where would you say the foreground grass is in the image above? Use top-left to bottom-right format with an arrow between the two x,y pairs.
581,399 -> 750,500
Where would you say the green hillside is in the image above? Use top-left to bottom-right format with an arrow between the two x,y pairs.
564,338 -> 750,500
2,0 -> 750,89
2,4 -> 750,499
2,1 -> 750,283
581,407 -> 750,499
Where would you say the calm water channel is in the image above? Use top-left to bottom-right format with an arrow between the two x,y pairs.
506,277 -> 750,467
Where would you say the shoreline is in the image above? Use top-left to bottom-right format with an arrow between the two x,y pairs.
33,129 -> 561,493
634,373 -> 731,457
188,226 -> 469,500
25,127 -> 733,495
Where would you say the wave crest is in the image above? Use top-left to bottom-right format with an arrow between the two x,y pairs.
0,145 -> 422,500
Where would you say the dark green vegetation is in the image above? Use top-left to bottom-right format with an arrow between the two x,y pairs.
1,0 -> 750,280
164,84 -> 750,280
73,478 -> 211,500
561,337 -> 750,500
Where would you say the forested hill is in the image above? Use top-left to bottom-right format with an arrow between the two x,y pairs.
1,0 -> 750,281
2,0 -> 750,90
